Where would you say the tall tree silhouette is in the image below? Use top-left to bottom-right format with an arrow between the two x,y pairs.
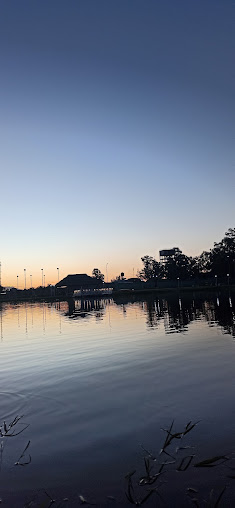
92,268 -> 104,281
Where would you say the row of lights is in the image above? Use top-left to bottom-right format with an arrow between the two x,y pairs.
17,267 -> 60,290
215,274 -> 230,285
155,276 -> 231,289
176,275 -> 230,288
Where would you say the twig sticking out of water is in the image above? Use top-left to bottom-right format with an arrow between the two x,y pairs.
187,485 -> 227,508
126,419 -> 232,506
177,455 -> 195,472
160,420 -> 200,455
0,415 -> 29,437
125,469 -> 165,505
79,494 -> 96,505
126,473 -> 159,505
194,456 -> 229,468
44,490 -> 56,506
15,440 -> 31,466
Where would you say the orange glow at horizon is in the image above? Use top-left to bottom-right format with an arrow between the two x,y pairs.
2,266 -> 141,289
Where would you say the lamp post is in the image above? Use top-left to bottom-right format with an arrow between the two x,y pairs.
106,263 -> 108,283
177,277 -> 180,289
215,274 -> 218,287
57,267 -> 59,283
17,275 -> 19,290
227,273 -> 230,286
227,255 -> 230,274
30,275 -> 32,289
41,269 -> 44,287
24,269 -> 26,290
44,274 -> 45,287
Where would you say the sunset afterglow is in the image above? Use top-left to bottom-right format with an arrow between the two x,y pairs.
1,1 -> 234,287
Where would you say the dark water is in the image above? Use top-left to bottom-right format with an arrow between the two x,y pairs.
0,292 -> 235,506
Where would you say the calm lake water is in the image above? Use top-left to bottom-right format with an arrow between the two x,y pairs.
0,292 -> 235,507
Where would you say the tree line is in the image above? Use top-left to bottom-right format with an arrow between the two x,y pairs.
138,228 -> 235,281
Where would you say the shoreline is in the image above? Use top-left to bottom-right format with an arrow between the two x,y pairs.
0,284 -> 234,303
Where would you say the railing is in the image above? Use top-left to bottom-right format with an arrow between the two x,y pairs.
73,288 -> 113,297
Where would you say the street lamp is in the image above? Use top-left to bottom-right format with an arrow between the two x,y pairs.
17,275 -> 19,290
57,267 -> 59,283
215,274 -> 218,287
227,273 -> 230,286
24,269 -> 26,290
227,255 -> 230,275
41,268 -> 44,287
106,263 -> 108,283
44,274 -> 45,287
177,277 -> 180,289
30,275 -> 32,289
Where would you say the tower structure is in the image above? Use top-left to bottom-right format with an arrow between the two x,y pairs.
159,247 -> 182,263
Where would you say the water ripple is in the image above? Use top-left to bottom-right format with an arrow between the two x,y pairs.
0,391 -> 27,421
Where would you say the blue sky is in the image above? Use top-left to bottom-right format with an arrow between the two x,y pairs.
0,0 -> 234,287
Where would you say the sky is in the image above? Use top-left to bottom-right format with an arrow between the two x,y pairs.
0,0 -> 234,287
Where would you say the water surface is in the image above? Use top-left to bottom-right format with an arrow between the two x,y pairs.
0,293 -> 235,506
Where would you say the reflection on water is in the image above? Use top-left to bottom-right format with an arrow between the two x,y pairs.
0,293 -> 234,340
0,292 -> 235,506
65,297 -> 108,321
113,293 -> 235,338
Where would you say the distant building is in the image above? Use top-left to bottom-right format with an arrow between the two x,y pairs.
111,277 -> 145,291
56,273 -> 103,297
159,247 -> 182,263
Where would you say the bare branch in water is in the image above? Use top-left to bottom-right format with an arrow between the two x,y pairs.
15,440 -> 31,466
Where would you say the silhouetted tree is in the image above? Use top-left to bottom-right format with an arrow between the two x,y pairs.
92,268 -> 104,281
138,256 -> 164,280
196,251 -> 212,276
164,253 -> 193,280
210,228 -> 235,277
138,227 -> 235,284
189,256 -> 201,278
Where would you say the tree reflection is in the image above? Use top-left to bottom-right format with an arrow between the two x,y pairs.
203,295 -> 235,338
61,298 -> 109,321
113,292 -> 235,338
154,294 -> 234,337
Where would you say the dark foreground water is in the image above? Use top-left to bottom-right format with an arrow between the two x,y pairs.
0,292 -> 235,507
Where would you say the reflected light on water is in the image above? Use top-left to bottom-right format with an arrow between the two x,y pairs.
0,293 -> 235,340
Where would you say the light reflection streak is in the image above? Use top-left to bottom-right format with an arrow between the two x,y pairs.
0,306 -> 2,341
25,302 -> 28,335
0,293 -> 234,341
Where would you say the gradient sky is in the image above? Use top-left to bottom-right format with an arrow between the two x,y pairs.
1,0 -> 234,287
